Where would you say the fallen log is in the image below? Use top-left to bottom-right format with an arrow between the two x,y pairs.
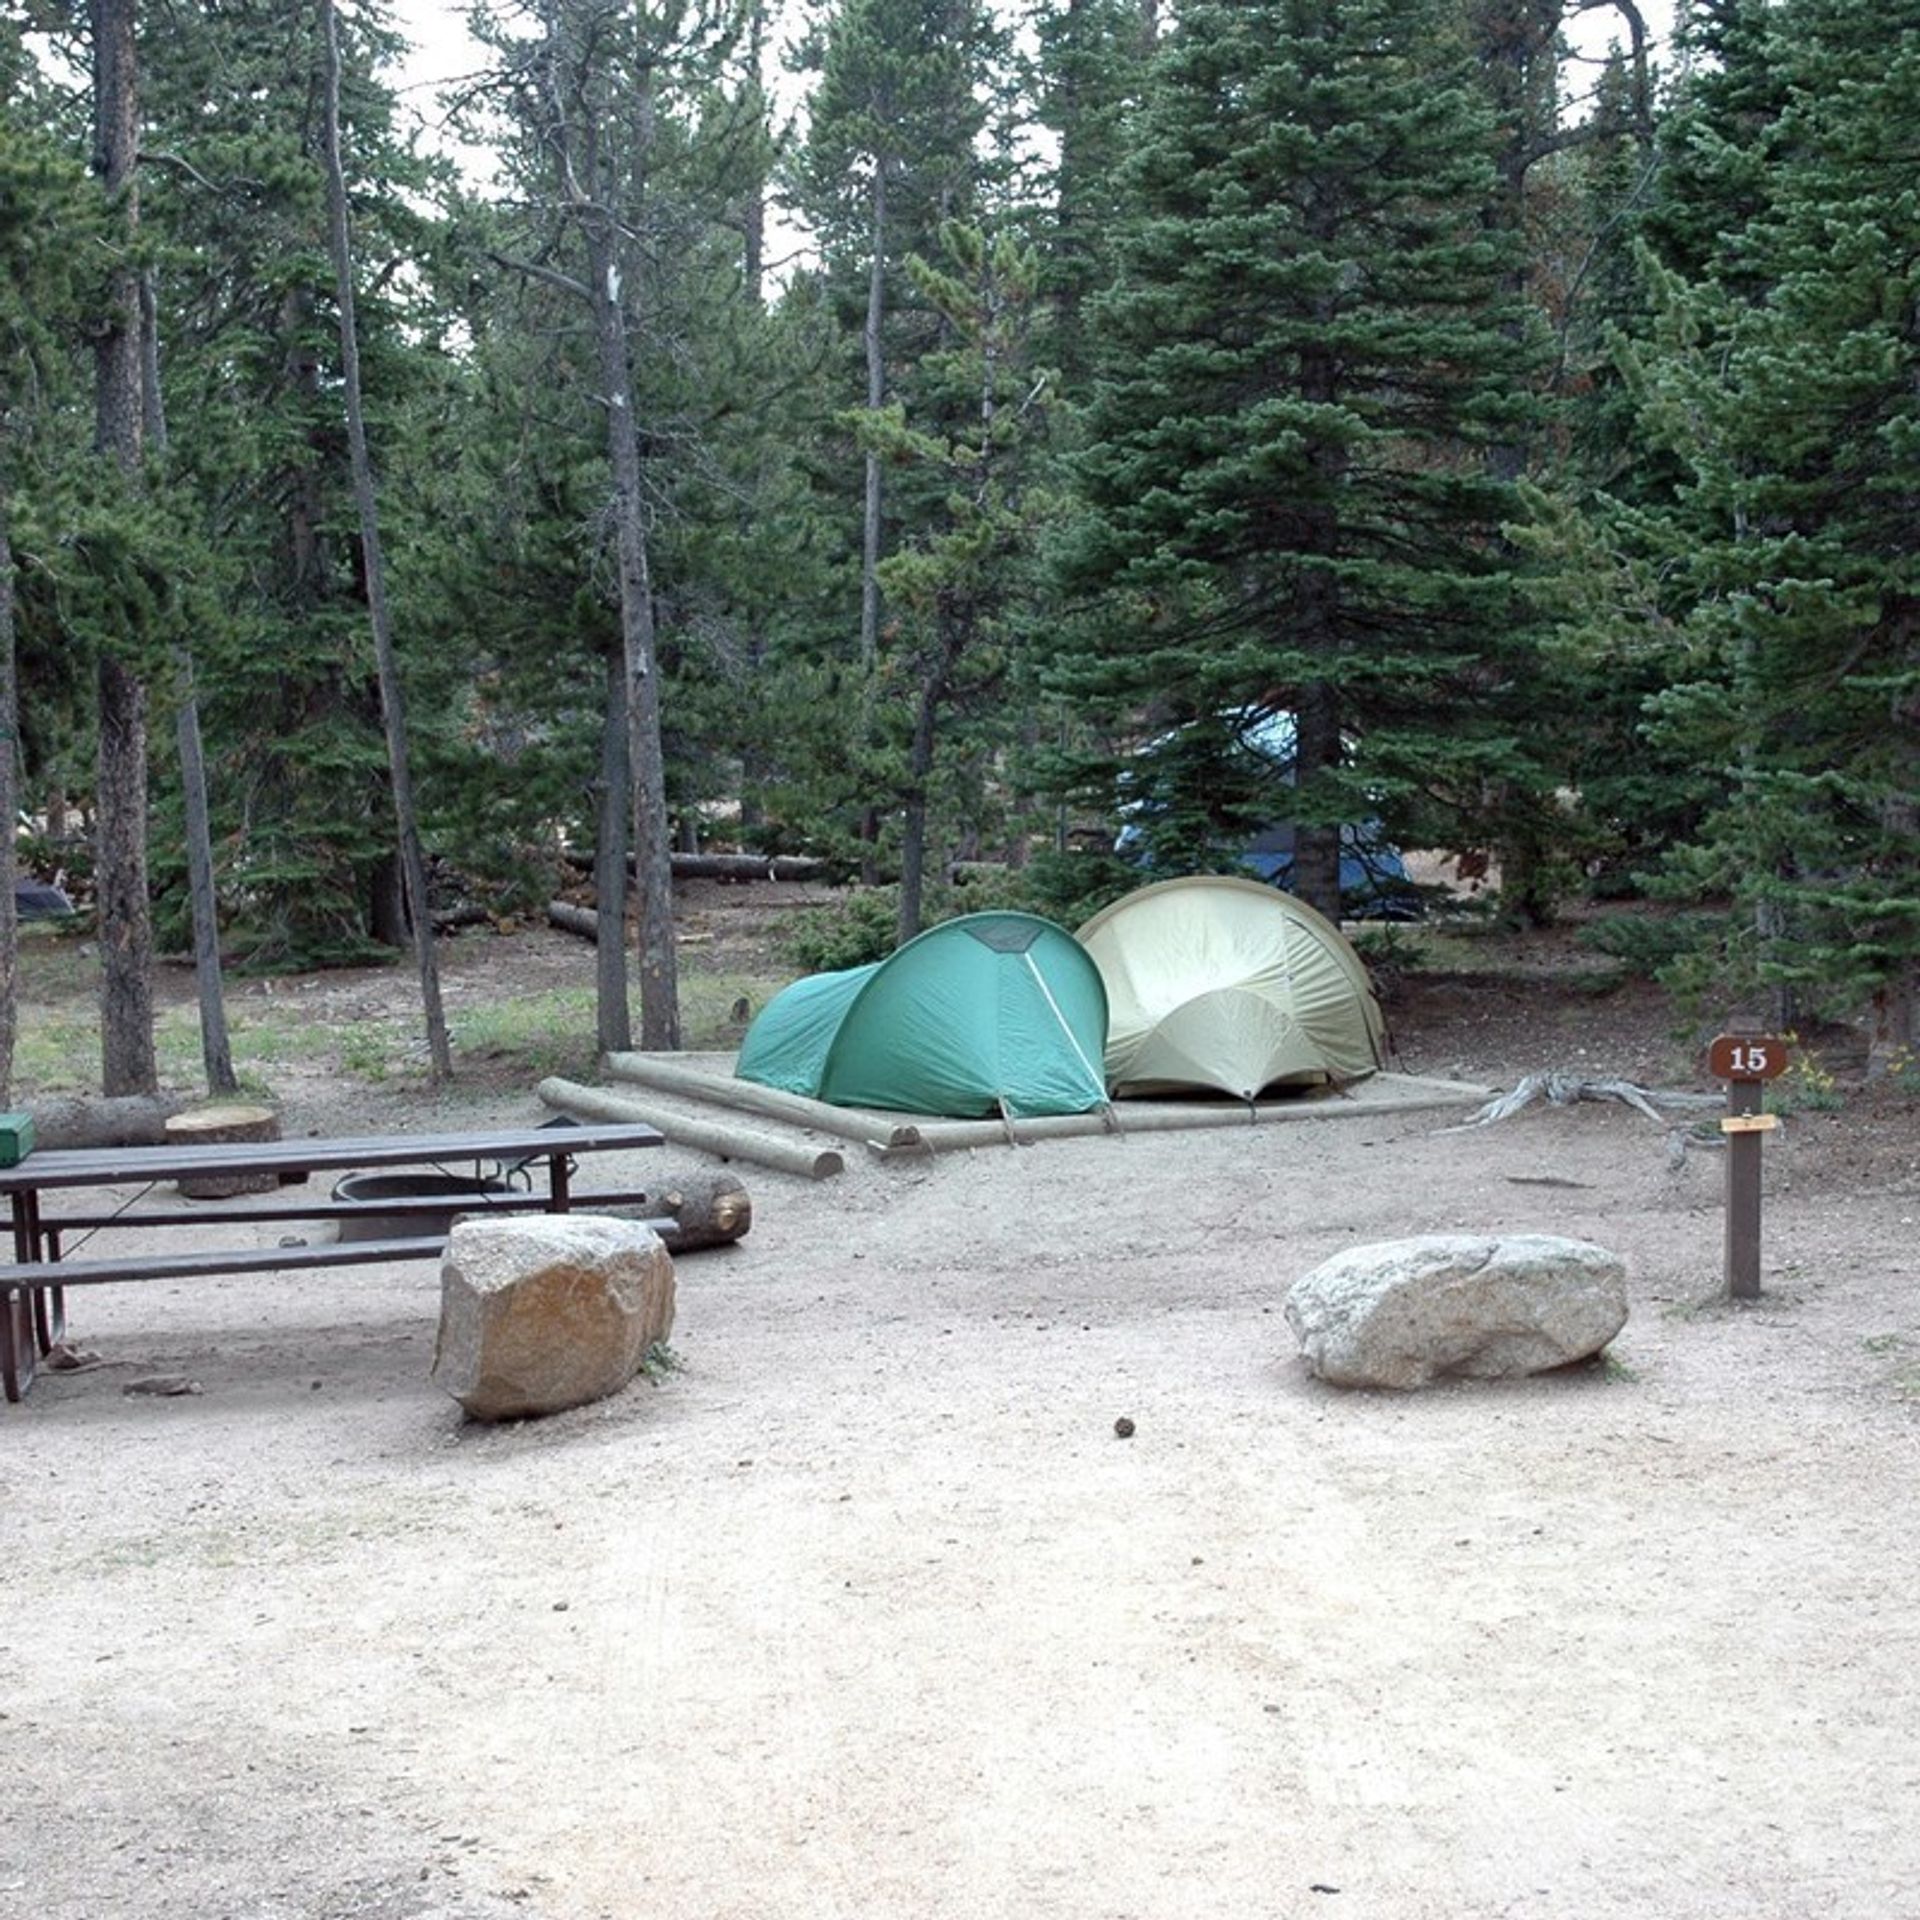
30,1094 -> 189,1150
602,1050 -> 923,1151
547,899 -> 602,941
666,852 -> 828,883
537,1076 -> 844,1181
563,851 -> 829,887
603,1170 -> 752,1251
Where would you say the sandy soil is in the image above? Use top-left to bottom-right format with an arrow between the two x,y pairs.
5,920 -> 1920,1920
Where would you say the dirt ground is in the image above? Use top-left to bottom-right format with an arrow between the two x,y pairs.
5,901 -> 1920,1920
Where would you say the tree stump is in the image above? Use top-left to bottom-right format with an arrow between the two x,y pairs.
165,1104 -> 282,1199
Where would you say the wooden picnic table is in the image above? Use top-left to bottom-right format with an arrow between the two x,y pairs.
0,1121 -> 664,1403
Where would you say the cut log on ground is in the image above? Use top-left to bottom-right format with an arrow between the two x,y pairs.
603,1171 -> 751,1251
538,1076 -> 844,1181
433,903 -> 495,932
548,900 -> 602,942
165,1104 -> 283,1198
664,852 -> 828,883
30,1095 -> 189,1151
602,1051 -> 924,1150
562,852 -> 830,887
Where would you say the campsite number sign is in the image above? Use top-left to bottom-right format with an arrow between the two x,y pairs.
1708,1030 -> 1791,1302
1706,1034 -> 1790,1082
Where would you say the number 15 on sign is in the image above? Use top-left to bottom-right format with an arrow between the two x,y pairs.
1707,1035 -> 1789,1082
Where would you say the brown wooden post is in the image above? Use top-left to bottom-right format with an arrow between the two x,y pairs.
1724,1075 -> 1765,1301
1707,1031 -> 1789,1303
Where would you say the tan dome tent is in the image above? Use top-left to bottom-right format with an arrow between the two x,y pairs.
1076,876 -> 1386,1099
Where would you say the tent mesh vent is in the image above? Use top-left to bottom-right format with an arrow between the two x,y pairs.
962,916 -> 1043,954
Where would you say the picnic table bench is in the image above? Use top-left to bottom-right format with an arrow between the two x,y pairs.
0,1121 -> 664,1402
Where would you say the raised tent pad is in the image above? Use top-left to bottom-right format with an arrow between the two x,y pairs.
735,910 -> 1110,1120
544,1051 -> 1492,1164
1076,875 -> 1386,1100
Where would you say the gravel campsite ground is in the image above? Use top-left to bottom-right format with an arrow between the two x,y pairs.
5,891 -> 1919,1920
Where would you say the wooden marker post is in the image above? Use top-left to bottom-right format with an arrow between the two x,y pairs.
1707,1032 -> 1789,1301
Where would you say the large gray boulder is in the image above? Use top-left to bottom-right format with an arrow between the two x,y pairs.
1285,1233 -> 1627,1390
432,1215 -> 676,1421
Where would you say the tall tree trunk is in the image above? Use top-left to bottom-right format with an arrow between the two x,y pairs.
896,613 -> 962,946
1291,314 -> 1347,926
742,0 -> 767,297
1291,678 -> 1343,922
594,641 -> 633,1055
95,657 -> 155,1094
1868,652 -> 1919,1073
499,20 -> 682,1049
0,484 -> 18,1107
367,852 -> 406,946
92,0 -> 142,466
593,270 -> 680,1050
856,163 -> 890,884
91,0 -> 157,1098
175,658 -> 236,1094
860,164 -> 887,676
735,0 -> 770,835
144,240 -> 237,1095
564,56 -> 679,1051
138,269 -> 164,446
319,0 -> 451,1082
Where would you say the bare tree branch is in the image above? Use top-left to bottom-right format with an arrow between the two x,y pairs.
486,248 -> 592,302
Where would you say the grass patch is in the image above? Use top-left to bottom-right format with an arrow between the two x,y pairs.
681,971 -> 774,1048
453,988 -> 599,1077
337,1025 -> 398,1083
11,1010 -> 100,1092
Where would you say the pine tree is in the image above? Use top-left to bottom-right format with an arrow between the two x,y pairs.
1610,0 -> 1920,1056
136,0 -> 450,967
318,0 -> 450,1079
790,0 -> 1005,874
864,222 -> 1052,940
462,0 -> 784,1046
1032,0 -> 1149,395
797,0 -> 986,674
0,26 -> 94,1100
1058,0 -> 1544,922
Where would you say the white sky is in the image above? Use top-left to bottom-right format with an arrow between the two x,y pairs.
382,0 -> 1681,187
383,0 -> 501,185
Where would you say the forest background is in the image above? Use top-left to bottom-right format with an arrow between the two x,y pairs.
1,0 -> 1914,1107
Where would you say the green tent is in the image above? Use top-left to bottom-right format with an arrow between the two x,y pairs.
736,911 -> 1110,1118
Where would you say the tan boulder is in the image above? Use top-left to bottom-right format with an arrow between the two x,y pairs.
432,1215 -> 675,1421
1285,1233 -> 1627,1390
